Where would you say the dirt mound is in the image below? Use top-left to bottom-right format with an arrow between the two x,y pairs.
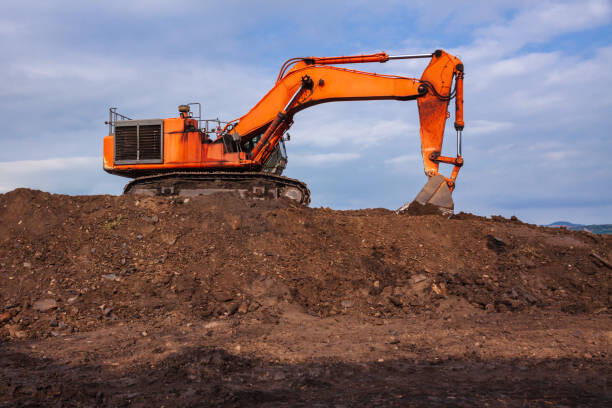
1,188 -> 611,406
0,188 -> 609,341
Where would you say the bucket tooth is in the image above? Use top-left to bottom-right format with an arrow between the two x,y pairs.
397,175 -> 454,215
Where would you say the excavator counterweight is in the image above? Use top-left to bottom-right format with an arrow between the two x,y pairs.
103,49 -> 465,213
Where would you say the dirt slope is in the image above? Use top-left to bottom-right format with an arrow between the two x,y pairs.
0,188 -> 610,406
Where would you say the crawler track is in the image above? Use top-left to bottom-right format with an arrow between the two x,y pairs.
122,171 -> 311,205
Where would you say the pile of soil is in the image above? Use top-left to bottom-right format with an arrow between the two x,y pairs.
1,188 -> 609,340
0,188 -> 610,406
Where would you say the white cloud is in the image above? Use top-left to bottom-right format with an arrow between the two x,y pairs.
290,114 -> 417,149
0,157 -> 122,194
290,152 -> 361,166
456,0 -> 612,60
470,52 -> 561,91
0,20 -> 25,36
385,154 -> 419,166
469,120 -> 514,135
383,153 -> 423,175
543,150 -> 578,161
0,157 -> 97,174
1,55 -> 270,117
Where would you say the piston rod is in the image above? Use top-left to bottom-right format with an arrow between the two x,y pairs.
457,130 -> 462,157
387,53 -> 434,60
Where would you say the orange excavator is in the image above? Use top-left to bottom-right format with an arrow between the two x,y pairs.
103,49 -> 464,213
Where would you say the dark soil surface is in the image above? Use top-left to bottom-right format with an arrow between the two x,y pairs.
1,188 -> 610,407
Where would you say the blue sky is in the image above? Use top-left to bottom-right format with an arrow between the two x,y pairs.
1,0 -> 610,224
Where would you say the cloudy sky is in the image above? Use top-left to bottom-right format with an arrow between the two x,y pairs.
1,0 -> 611,224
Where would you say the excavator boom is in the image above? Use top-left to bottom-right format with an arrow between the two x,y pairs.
103,49 -> 465,212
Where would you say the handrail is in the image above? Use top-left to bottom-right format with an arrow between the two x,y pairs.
105,107 -> 132,135
201,118 -> 230,137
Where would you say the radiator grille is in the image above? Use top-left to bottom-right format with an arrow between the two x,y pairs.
115,126 -> 138,161
138,125 -> 162,160
114,120 -> 163,164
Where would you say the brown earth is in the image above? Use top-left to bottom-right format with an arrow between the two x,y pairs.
0,188 -> 610,407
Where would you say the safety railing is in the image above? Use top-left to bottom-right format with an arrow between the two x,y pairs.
201,118 -> 231,137
106,105 -> 235,140
105,107 -> 132,135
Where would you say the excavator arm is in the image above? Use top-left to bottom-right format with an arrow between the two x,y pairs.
224,50 -> 464,211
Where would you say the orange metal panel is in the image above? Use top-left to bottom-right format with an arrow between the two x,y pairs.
417,51 -> 463,178
105,115 -> 252,174
206,143 -> 225,161
103,136 -> 114,169
163,118 -> 185,164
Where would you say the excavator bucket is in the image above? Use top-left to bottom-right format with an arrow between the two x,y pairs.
397,175 -> 454,216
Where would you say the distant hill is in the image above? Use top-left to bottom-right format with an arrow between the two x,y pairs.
547,221 -> 612,235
